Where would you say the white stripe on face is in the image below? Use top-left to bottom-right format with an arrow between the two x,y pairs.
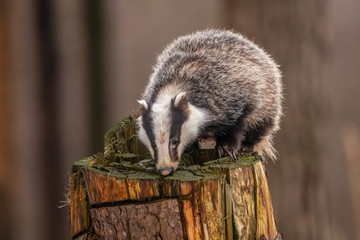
149,84 -> 180,169
137,116 -> 154,158
177,104 -> 207,158
151,95 -> 173,169
140,83 -> 207,172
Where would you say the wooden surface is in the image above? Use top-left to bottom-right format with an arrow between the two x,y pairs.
70,116 -> 281,239
90,200 -> 183,240
70,171 -> 90,237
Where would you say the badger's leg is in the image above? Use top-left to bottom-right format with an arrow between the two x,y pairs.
242,128 -> 263,152
215,126 -> 246,160
242,119 -> 274,156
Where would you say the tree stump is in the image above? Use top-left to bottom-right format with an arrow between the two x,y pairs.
70,115 -> 281,240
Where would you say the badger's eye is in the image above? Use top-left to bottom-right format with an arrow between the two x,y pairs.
171,138 -> 179,146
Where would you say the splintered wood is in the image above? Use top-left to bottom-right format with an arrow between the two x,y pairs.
70,116 -> 280,240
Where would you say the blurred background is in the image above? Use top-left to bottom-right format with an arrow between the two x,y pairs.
1,0 -> 360,239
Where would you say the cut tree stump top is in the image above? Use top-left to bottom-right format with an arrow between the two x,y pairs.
70,115 -> 281,240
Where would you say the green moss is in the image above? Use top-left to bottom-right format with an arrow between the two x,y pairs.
104,115 -> 133,140
126,171 -> 160,180
166,170 -> 203,181
204,153 -> 260,168
73,114 -> 262,181
179,154 -> 195,166
72,156 -> 96,171
104,115 -> 139,154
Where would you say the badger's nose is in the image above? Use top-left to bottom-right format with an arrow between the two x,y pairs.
158,167 -> 173,176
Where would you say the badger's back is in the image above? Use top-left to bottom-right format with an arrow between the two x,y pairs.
144,30 -> 282,135
139,29 -> 282,167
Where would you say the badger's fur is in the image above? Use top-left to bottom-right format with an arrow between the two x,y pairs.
137,29 -> 283,176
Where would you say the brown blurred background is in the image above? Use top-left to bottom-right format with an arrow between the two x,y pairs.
1,0 -> 360,239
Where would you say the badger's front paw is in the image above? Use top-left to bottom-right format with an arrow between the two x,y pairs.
216,143 -> 240,161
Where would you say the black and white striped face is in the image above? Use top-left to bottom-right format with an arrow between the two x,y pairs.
137,91 -> 205,176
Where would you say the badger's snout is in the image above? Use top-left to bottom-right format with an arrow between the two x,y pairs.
158,167 -> 173,176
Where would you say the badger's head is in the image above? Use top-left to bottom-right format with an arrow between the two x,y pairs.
137,92 -> 205,176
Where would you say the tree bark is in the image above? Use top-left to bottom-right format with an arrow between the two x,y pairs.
70,116 -> 280,240
0,0 -> 15,238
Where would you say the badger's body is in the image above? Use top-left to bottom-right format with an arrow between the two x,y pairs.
137,29 -> 283,176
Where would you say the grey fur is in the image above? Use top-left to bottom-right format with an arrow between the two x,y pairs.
139,29 -> 283,166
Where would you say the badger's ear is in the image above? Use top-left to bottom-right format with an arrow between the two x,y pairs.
137,100 -> 148,113
174,92 -> 187,107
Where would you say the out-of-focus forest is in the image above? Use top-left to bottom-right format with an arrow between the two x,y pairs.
1,0 -> 360,239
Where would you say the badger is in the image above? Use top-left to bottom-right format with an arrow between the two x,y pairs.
137,29 -> 283,176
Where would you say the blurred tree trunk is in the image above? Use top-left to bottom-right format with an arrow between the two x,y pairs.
53,0 -> 94,238
225,0 -> 355,239
330,0 -> 360,238
8,0 -> 97,240
0,0 -> 15,239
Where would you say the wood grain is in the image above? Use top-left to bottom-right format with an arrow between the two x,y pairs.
70,116 -> 280,239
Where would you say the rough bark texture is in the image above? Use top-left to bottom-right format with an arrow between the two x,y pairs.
90,200 -> 183,240
70,115 -> 280,240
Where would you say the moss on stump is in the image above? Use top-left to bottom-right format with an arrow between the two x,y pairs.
70,115 -> 281,240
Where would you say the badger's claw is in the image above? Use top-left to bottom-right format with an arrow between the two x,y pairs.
230,150 -> 238,161
217,146 -> 225,158
216,144 -> 239,161
226,148 -> 238,161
